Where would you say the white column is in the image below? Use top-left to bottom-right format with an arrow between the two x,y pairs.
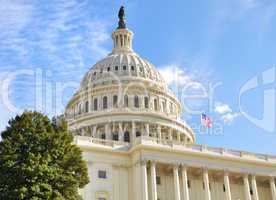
132,121 -> 136,143
173,165 -> 181,200
145,123 -> 150,137
203,169 -> 211,200
184,136 -> 188,144
270,177 -> 276,200
105,124 -> 111,140
150,161 -> 157,200
92,125 -> 97,137
181,166 -> 190,200
251,175 -> 259,200
243,175 -> 252,200
81,128 -> 85,136
177,132 -> 181,142
169,128 -> 173,140
224,172 -> 232,200
141,161 -> 148,200
119,122 -> 124,141
157,125 -> 162,142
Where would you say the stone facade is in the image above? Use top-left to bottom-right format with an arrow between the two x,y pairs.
65,12 -> 276,200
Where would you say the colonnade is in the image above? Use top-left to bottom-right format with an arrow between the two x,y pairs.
76,121 -> 192,143
140,161 -> 276,200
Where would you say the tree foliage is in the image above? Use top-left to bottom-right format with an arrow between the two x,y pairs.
0,111 -> 89,200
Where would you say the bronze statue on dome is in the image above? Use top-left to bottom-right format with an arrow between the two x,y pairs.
118,6 -> 126,29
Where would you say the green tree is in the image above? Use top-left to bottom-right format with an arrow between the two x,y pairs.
0,111 -> 89,200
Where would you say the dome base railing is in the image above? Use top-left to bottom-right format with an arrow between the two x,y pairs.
74,135 -> 276,163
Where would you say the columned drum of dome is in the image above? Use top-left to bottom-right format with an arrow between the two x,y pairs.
65,7 -> 276,200
65,8 -> 195,145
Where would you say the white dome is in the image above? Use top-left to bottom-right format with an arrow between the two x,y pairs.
65,24 -> 195,144
80,52 -> 166,89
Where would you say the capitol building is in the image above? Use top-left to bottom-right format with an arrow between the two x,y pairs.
65,7 -> 276,200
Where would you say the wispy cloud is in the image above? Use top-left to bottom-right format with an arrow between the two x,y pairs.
0,0 -> 112,130
215,102 -> 232,114
215,102 -> 240,125
159,64 -> 195,86
159,64 -> 212,119
221,112 -> 241,124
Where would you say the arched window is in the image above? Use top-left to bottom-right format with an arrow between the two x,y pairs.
144,97 -> 149,109
124,131 -> 130,142
162,101 -> 166,112
85,101 -> 89,113
136,131 -> 141,137
115,66 -> 119,71
78,104 -> 82,114
131,65 -> 135,71
124,95 -> 128,107
101,133 -> 106,140
123,65 -> 127,70
94,98 -> 98,111
134,95 -> 139,108
113,95 -> 118,107
112,132 -> 119,141
103,96 -> 108,109
170,102 -> 173,113
154,99 -> 158,111
107,67 -> 110,71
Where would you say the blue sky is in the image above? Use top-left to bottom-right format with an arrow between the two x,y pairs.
0,0 -> 276,154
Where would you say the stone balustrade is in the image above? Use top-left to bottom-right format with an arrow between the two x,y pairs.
74,135 -> 276,163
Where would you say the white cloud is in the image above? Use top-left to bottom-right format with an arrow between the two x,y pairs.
214,102 -> 240,125
215,103 -> 232,114
0,0 -> 112,120
159,64 -> 198,86
0,1 -> 34,61
221,113 -> 241,124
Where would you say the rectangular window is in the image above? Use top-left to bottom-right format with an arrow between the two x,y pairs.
162,101 -> 166,112
188,180 -> 191,188
113,95 -> 118,107
98,170 -> 107,179
144,97 -> 149,108
156,176 -> 161,185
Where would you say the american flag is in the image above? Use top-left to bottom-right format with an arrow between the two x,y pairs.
201,114 -> 212,128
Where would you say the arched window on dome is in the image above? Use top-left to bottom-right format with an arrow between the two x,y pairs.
100,133 -> 106,140
170,102 -> 173,113
124,95 -> 128,107
112,132 -> 119,141
134,95 -> 139,108
136,131 -> 141,137
144,97 -> 149,109
131,65 -> 135,71
115,36 -> 118,47
162,101 -> 166,113
120,35 -> 123,47
85,101 -> 89,113
94,98 -> 98,111
124,131 -> 130,142
78,104 -> 82,115
113,95 -> 118,108
103,96 -> 108,109
154,99 -> 158,111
